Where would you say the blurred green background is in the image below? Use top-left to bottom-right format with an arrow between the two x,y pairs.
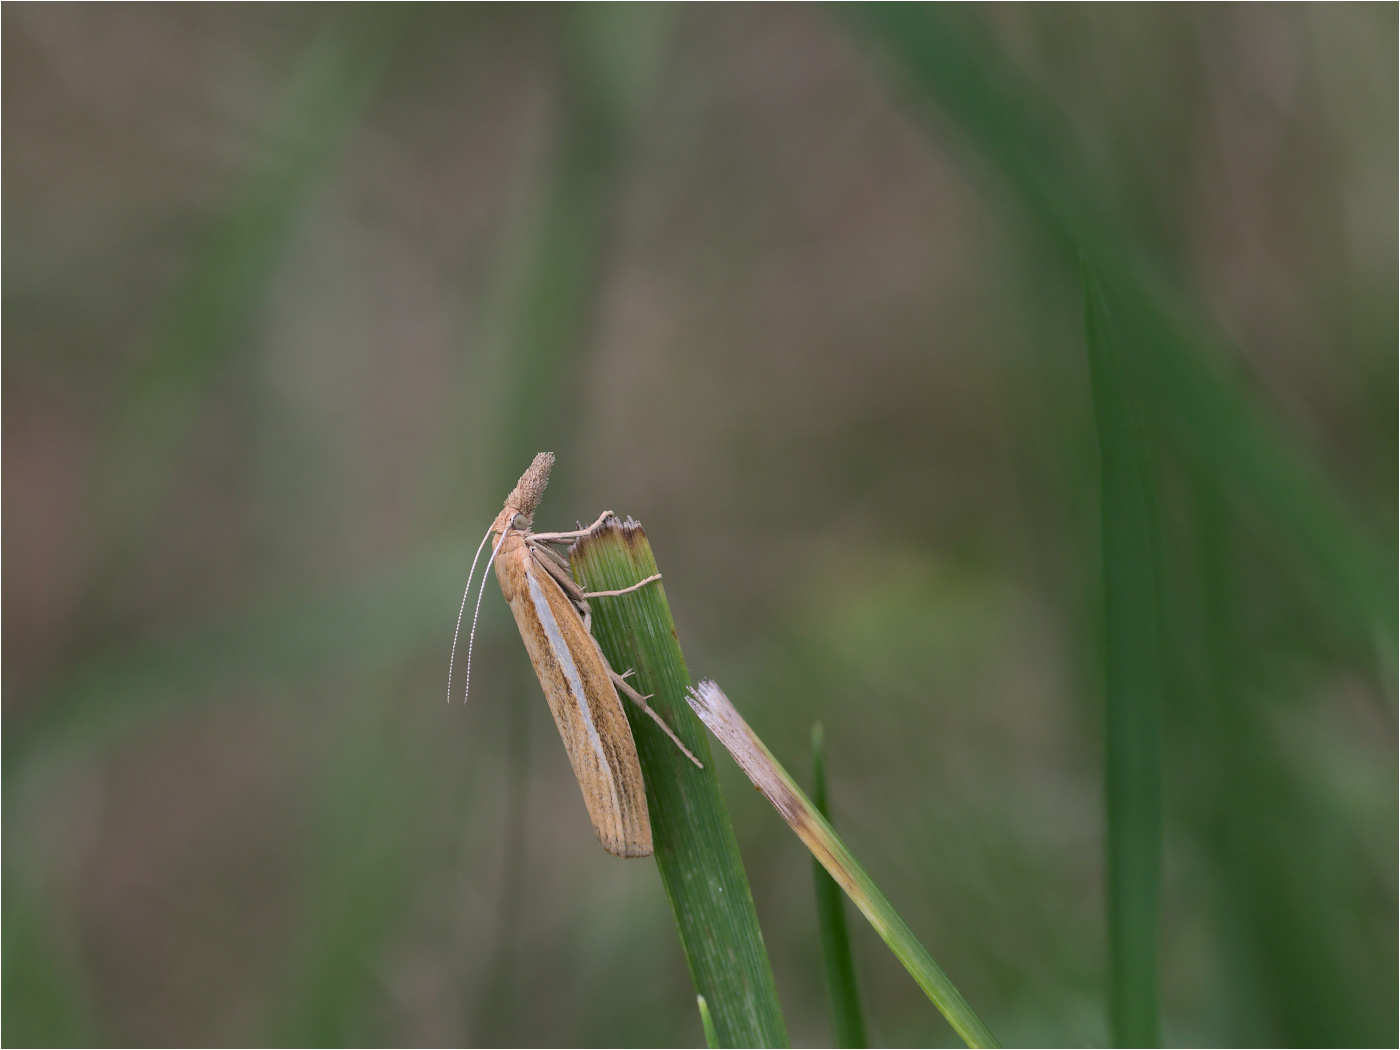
4,5 -> 1395,1046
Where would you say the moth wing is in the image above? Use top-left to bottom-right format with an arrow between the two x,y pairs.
500,548 -> 652,857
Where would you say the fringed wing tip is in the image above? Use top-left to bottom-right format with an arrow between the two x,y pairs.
596,815 -> 653,858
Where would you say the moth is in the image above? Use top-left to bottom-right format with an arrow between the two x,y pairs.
449,452 -> 700,858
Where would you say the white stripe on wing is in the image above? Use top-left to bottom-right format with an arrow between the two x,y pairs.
526,570 -> 616,788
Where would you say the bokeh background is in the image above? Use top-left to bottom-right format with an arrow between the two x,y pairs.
4,5 -> 1395,1047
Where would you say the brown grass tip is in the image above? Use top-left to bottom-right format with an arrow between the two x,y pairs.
618,515 -> 648,550
570,512 -> 655,579
687,680 -> 802,825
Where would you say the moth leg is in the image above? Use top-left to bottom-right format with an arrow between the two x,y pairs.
526,539 -> 573,573
609,670 -> 704,769
530,546 -> 589,605
580,574 -> 662,599
529,543 -> 657,611
528,510 -> 615,544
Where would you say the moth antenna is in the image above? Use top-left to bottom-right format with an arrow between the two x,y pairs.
447,524 -> 496,703
462,528 -> 511,703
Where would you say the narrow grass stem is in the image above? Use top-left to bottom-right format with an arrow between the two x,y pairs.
688,681 -> 1000,1050
811,723 -> 868,1047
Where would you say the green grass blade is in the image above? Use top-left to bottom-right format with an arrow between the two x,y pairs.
811,723 -> 868,1048
698,995 -> 720,1050
688,682 -> 1000,1050
570,519 -> 789,1049
846,5 -> 1395,659
1083,263 -> 1163,1046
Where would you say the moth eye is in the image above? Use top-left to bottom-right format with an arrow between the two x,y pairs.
511,513 -> 529,531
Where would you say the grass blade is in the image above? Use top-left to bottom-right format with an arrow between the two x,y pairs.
570,519 -> 788,1049
847,5 -> 1395,659
687,681 -> 1000,1050
1083,263 -> 1163,1046
811,723 -> 868,1047
698,995 -> 720,1050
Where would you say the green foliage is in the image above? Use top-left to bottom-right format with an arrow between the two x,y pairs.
852,3 -> 1395,657
95,7 -> 409,581
571,522 -> 788,1048
689,683 -> 999,1049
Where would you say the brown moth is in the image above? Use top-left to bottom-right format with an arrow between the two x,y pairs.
450,452 -> 700,858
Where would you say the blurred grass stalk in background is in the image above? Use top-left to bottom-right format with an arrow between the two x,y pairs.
1083,263 -> 1164,1047
91,7 -> 411,612
570,519 -> 788,1048
850,11 -> 1395,1043
852,4 -> 1396,659
687,682 -> 1000,1050
5,13 -> 415,1047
